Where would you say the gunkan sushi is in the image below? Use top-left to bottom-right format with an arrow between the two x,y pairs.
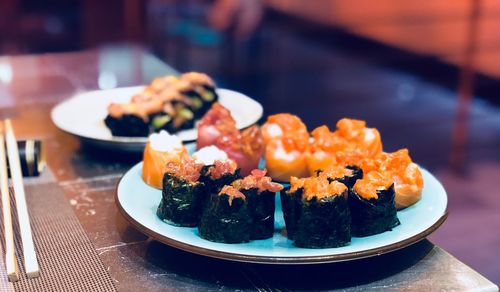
193,146 -> 241,202
157,154 -> 205,227
198,169 -> 283,243
198,185 -> 252,243
282,175 -> 351,248
232,169 -> 283,239
349,170 -> 400,237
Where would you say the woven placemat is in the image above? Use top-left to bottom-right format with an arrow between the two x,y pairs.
0,182 -> 116,292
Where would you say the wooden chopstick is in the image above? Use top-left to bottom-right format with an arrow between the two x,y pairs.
3,119 -> 40,278
0,122 -> 19,282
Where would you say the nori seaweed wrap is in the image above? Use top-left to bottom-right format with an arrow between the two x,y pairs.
349,171 -> 400,237
198,186 -> 252,243
242,188 -> 276,240
232,170 -> 283,240
156,155 -> 205,227
280,185 -> 302,240
283,176 -> 351,248
104,114 -> 150,137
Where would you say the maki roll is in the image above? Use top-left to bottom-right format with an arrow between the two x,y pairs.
157,154 -> 205,227
282,175 -> 351,248
181,72 -> 218,115
105,103 -> 151,137
349,171 -> 400,237
198,186 -> 252,243
193,146 -> 240,194
198,169 -> 283,242
319,165 -> 363,188
232,169 -> 283,239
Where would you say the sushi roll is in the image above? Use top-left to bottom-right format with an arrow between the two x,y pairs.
157,154 -> 205,227
105,103 -> 151,137
232,169 -> 283,239
198,186 -> 252,243
279,177 -> 304,240
142,131 -> 186,189
181,72 -> 218,114
282,176 -> 351,248
193,146 -> 240,194
349,171 -> 400,237
198,169 -> 283,243
319,165 -> 363,188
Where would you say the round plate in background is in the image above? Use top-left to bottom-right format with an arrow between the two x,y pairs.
51,87 -> 263,151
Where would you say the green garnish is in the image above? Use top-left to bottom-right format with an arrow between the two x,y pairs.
152,115 -> 171,129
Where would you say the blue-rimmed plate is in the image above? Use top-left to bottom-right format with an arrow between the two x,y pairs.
115,163 -> 447,264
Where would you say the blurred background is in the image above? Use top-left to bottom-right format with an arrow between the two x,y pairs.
1,0 -> 499,283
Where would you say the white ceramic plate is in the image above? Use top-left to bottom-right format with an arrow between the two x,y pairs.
51,86 -> 263,151
115,163 -> 448,264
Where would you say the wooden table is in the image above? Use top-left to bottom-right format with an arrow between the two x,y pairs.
0,47 -> 497,291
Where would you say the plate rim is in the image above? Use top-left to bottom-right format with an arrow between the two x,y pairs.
50,86 -> 263,145
114,165 -> 448,264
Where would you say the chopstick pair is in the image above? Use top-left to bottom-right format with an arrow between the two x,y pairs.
0,120 -> 40,281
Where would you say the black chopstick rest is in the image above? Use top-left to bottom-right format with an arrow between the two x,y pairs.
6,140 -> 45,178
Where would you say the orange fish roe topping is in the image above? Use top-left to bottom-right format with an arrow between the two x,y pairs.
262,113 -> 309,152
206,159 -> 238,180
289,176 -> 306,193
164,154 -> 204,183
232,169 -> 284,193
354,171 -> 393,200
219,185 -> 246,206
320,165 -> 353,179
302,176 -> 347,201
310,125 -> 345,153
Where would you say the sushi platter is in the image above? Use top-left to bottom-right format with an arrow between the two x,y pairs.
116,162 -> 447,263
51,76 -> 263,151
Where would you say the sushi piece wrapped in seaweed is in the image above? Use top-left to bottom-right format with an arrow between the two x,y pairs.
198,169 -> 283,243
316,165 -> 363,188
279,178 -> 303,240
349,170 -> 400,237
105,102 -> 152,137
193,146 -> 241,194
232,169 -> 283,240
181,72 -> 218,115
198,186 -> 252,243
157,154 -> 205,227
283,175 -> 351,248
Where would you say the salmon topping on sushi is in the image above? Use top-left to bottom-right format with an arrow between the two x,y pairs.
164,154 -> 204,183
205,159 -> 239,180
197,103 -> 238,148
299,176 -> 348,201
354,171 -> 393,200
261,114 -> 310,181
320,165 -> 354,179
219,185 -> 246,206
232,169 -> 283,193
181,72 -> 216,87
